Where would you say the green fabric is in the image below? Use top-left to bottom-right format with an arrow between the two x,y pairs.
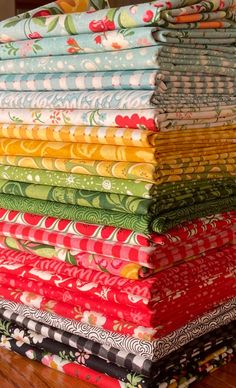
0,194 -> 150,234
151,196 -> 236,233
150,181 -> 236,215
0,165 -> 151,198
0,179 -> 151,215
151,178 -> 236,196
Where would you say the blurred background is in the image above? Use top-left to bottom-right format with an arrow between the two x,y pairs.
0,0 -> 49,20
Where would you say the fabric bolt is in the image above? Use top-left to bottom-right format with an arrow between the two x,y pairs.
150,180 -> 236,214
0,316 -> 149,387
0,207 -> 152,246
0,0 -> 107,30
0,70 -> 157,91
0,244 -> 232,306
0,47 -> 158,74
0,191 -> 234,233
0,108 -> 156,130
0,256 -> 234,326
0,180 -> 152,215
0,193 -> 151,234
0,307 -> 234,377
0,27 -> 157,59
0,207 -> 233,248
0,156 -> 156,182
152,29 -> 236,45
0,315 -> 234,387
0,0 -> 236,384
155,72 -> 236,94
151,196 -> 236,233
0,224 -> 232,278
0,297 -> 235,360
0,245 -> 234,326
0,235 -> 153,279
4,244 -> 233,304
0,139 -> 156,163
0,240 -> 232,309
0,276 -> 234,340
154,345 -> 235,387
0,124 -> 158,147
2,47 -> 236,76
0,0 -> 235,44
0,216 -> 233,278
0,221 -> 156,264
0,90 -> 154,110
0,165 -> 152,197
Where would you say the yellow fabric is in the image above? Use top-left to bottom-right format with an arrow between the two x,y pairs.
56,0 -> 91,13
0,139 -> 156,163
0,124 -> 156,147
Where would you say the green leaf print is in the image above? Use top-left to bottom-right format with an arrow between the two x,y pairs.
64,15 -> 77,35
8,113 -> 23,124
33,17 -> 46,27
125,373 -> 143,388
3,19 -> 21,28
47,16 -> 59,33
106,8 -> 118,22
32,245 -> 56,258
0,320 -> 11,336
5,237 -> 20,251
118,11 -> 136,28
65,251 -> 77,266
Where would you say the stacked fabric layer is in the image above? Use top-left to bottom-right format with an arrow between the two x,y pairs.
0,0 -> 235,387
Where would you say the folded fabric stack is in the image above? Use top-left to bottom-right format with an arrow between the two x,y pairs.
0,0 -> 235,387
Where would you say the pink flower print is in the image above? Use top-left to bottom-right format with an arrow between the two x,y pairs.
0,34 -> 13,43
75,351 -> 90,365
42,355 -> 59,370
137,37 -> 152,46
19,41 -> 35,57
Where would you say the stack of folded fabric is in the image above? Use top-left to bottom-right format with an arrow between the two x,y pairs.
0,0 -> 235,387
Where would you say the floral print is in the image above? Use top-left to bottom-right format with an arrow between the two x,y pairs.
0,0 -> 235,44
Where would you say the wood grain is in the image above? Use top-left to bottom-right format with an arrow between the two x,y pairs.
0,348 -> 235,388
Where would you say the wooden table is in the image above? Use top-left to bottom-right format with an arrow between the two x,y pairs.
0,347 -> 235,388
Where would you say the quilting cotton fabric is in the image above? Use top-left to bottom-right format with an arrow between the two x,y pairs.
0,156 -> 156,182
0,139 -> 156,163
0,108 -> 156,130
0,165 -> 152,197
0,180 -> 152,215
0,297 -> 235,359
0,0 -> 235,44
0,208 -> 152,246
0,70 -> 157,91
0,124 -> 158,146
0,307 -> 235,377
0,90 -> 154,110
0,27 -> 157,59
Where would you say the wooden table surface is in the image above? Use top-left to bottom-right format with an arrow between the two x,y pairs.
0,347 -> 235,388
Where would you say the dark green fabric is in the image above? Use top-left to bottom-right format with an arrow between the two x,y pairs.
0,179 -> 151,215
